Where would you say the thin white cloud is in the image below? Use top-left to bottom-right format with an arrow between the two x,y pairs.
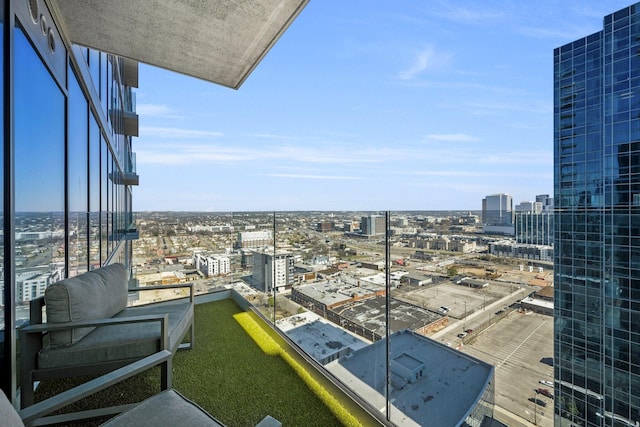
519,25 -> 594,41
411,170 -> 553,179
431,4 -> 507,24
137,138 -> 423,167
425,133 -> 479,142
477,151 -> 551,165
463,100 -> 552,116
252,133 -> 302,141
136,136 -> 552,169
136,149 -> 251,165
265,174 -> 363,180
140,127 -> 224,138
136,103 -> 183,118
393,80 -> 525,96
398,47 -> 451,80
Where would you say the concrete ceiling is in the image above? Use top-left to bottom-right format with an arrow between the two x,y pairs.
48,0 -> 309,89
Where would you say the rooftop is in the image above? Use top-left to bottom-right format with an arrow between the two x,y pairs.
333,296 -> 443,337
276,311 -> 369,364
295,281 -> 380,307
327,330 -> 494,426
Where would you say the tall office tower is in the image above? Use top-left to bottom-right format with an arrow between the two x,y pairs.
481,194 -> 513,226
360,214 -> 385,236
481,193 -> 515,235
554,4 -> 640,425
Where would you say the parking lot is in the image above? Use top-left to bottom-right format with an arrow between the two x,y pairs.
461,311 -> 554,427
399,280 -> 527,319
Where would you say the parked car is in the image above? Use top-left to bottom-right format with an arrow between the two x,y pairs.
457,332 -> 467,339
528,397 -> 547,407
537,388 -> 553,399
539,380 -> 554,388
464,329 -> 473,334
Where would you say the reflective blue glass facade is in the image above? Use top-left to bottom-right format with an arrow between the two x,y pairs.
0,0 -> 138,400
554,3 -> 640,425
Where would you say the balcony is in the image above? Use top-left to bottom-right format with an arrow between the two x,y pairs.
123,152 -> 139,186
124,212 -> 139,241
123,88 -> 139,137
107,152 -> 139,187
33,290 -> 388,426
27,211 -> 501,426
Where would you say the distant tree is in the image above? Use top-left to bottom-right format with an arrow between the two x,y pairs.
446,266 -> 458,277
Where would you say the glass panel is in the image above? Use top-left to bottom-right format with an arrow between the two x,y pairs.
88,49 -> 99,93
101,137 -> 108,262
89,114 -> 100,268
67,67 -> 89,277
100,53 -> 107,120
14,26 -> 65,321
108,154 -> 114,253
0,0 -> 4,388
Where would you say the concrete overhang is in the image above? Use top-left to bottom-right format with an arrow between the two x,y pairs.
47,0 -> 309,89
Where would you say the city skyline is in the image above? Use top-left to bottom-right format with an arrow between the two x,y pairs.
134,0 -> 631,212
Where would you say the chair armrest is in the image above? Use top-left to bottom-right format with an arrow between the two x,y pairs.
29,297 -> 46,324
130,283 -> 194,303
20,314 -> 169,333
19,349 -> 173,425
20,314 -> 170,350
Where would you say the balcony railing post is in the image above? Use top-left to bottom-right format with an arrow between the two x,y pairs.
385,210 -> 391,421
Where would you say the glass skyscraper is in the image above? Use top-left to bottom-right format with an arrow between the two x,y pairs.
0,0 -> 308,407
554,3 -> 640,425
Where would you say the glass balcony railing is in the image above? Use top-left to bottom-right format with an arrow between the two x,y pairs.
123,87 -> 136,114
129,211 -> 509,426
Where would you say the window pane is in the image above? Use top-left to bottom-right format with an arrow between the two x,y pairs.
90,115 -> 100,268
67,67 -> 89,276
14,26 -> 65,316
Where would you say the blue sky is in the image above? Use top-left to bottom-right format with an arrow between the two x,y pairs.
134,0 -> 633,212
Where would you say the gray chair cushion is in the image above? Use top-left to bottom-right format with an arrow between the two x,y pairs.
38,301 -> 193,369
45,264 -> 128,347
100,389 -> 224,426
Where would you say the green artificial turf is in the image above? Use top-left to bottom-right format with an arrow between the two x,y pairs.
33,299 -> 346,426
173,299 -> 344,426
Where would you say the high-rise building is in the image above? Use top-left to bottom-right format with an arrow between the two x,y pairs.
482,193 -> 514,235
515,201 -> 543,213
535,194 -> 555,212
0,0 -> 308,404
316,221 -> 335,232
360,214 -> 385,236
236,230 -> 273,248
554,3 -> 640,425
514,211 -> 554,246
252,249 -> 295,293
193,253 -> 231,277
